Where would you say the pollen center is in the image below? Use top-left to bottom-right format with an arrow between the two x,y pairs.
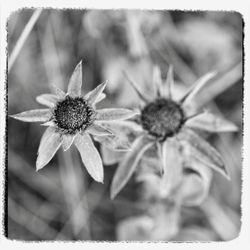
141,98 -> 184,140
54,96 -> 94,134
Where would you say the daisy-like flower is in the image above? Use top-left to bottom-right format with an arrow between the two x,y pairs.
110,65 -> 238,198
10,61 -> 138,183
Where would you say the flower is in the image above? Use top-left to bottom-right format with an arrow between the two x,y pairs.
110,65 -> 238,198
10,61 -> 138,183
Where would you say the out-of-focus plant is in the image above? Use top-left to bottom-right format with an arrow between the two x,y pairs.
10,61 -> 138,182
100,64 -> 238,240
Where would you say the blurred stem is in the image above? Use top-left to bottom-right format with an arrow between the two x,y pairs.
9,9 -> 42,72
8,197 -> 68,240
58,149 -> 91,240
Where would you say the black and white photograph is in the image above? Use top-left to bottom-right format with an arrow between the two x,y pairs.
1,3 -> 247,245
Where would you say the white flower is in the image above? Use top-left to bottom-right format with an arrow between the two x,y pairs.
11,61 -> 138,183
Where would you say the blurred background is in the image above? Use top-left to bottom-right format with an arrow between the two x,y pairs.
7,9 -> 242,241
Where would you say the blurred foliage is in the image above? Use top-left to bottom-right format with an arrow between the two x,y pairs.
7,9 -> 242,241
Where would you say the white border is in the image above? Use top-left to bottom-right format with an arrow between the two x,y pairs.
0,0 -> 249,249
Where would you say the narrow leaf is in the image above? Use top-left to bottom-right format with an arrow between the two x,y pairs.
88,123 -> 113,136
10,109 -> 51,122
95,108 -> 139,121
62,134 -> 76,151
111,135 -> 154,199
74,133 -> 104,183
85,81 -> 107,105
36,93 -> 59,108
178,128 -> 230,179
67,61 -> 82,97
123,71 -> 151,103
185,112 -> 238,132
36,127 -> 62,170
180,72 -> 217,106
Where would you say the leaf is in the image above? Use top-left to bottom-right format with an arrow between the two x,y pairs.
94,134 -> 131,151
10,109 -> 51,122
100,145 -> 125,165
74,133 -> 103,183
160,139 -> 183,198
62,134 -> 76,151
179,162 -> 213,206
85,81 -> 107,105
94,120 -> 143,151
95,108 -> 139,121
180,72 -> 217,114
178,128 -> 230,179
110,135 -> 154,199
87,123 -> 113,136
36,127 -> 62,171
185,112 -> 238,132
36,94 -> 59,108
67,61 -> 82,97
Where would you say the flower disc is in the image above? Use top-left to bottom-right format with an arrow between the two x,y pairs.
54,96 -> 94,134
141,98 -> 184,140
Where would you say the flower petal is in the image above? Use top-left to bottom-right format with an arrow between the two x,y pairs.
36,94 -> 59,108
67,61 -> 82,97
152,65 -> 163,97
96,93 -> 106,103
123,71 -> 151,103
36,127 -> 62,171
95,108 -> 139,121
88,123 -> 113,136
178,128 -> 230,179
185,112 -> 238,132
180,72 -> 217,111
52,85 -> 66,98
163,65 -> 174,99
85,81 -> 107,105
111,135 -> 154,199
62,134 -> 76,151
10,109 -> 51,122
74,133 -> 103,183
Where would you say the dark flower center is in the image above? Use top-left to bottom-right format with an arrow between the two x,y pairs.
141,98 -> 184,140
54,96 -> 94,134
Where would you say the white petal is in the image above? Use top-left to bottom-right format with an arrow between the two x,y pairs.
111,135 -> 154,199
152,65 -> 163,97
123,71 -> 151,103
95,108 -> 139,121
36,127 -> 62,171
10,109 -> 51,122
87,123 -> 113,136
62,134 -> 76,151
74,133 -> 103,183
181,72 -> 217,110
52,85 -> 66,98
178,128 -> 230,179
163,65 -> 174,99
85,81 -> 107,105
185,112 -> 238,132
67,61 -> 82,97
36,94 -> 59,108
